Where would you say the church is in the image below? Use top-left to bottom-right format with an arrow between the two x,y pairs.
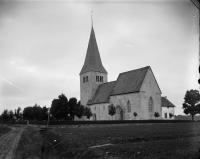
79,25 -> 175,120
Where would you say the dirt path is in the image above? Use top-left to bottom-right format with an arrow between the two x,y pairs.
0,126 -> 24,159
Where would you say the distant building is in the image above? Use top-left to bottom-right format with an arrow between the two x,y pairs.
161,97 -> 175,120
79,25 -> 175,120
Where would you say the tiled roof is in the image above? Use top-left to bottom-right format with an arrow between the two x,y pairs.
80,27 -> 107,74
87,81 -> 116,105
110,66 -> 150,96
161,97 -> 175,107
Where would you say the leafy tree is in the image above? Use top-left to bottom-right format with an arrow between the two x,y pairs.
16,107 -> 21,119
50,93 -> 69,120
41,106 -> 48,120
169,113 -> 174,118
84,106 -> 92,119
182,89 -> 200,121
1,109 -> 9,120
69,98 -> 77,120
9,110 -> 14,120
108,104 -> 116,120
133,112 -> 137,117
154,112 -> 160,118
73,101 -> 85,118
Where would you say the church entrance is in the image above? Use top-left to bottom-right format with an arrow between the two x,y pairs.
115,106 -> 123,120
92,113 -> 97,121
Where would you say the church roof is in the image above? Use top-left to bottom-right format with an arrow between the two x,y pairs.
161,97 -> 175,107
80,27 -> 107,75
87,81 -> 116,105
110,66 -> 149,96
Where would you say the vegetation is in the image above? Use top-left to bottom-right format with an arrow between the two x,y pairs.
154,112 -> 160,118
182,89 -> 200,121
48,122 -> 200,159
108,104 -> 116,120
0,125 -> 11,137
73,101 -> 85,118
133,112 -> 137,117
84,106 -> 92,119
169,113 -> 174,118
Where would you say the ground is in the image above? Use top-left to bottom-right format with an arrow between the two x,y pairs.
0,122 -> 200,159
0,125 -> 24,159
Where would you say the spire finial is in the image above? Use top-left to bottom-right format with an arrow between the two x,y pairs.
91,10 -> 93,27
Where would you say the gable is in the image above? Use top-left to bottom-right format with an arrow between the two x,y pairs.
140,67 -> 162,94
87,81 -> 116,105
110,66 -> 149,96
161,97 -> 175,107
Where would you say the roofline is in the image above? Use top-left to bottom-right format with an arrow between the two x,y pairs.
118,66 -> 150,76
162,105 -> 176,107
87,102 -> 110,105
110,91 -> 140,97
79,70 -> 108,75
147,66 -> 162,94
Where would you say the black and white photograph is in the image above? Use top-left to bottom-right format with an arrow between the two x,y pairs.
0,0 -> 199,158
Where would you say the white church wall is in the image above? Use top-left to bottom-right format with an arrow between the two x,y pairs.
140,68 -> 162,119
110,93 -> 141,120
162,107 -> 175,120
89,103 -> 112,120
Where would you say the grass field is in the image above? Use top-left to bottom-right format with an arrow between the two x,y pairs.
0,125 -> 11,137
14,123 -> 200,159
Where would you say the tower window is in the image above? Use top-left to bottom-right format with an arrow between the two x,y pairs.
97,76 -> 99,82
102,76 -> 103,82
100,76 -> 102,82
83,77 -> 85,83
86,76 -> 88,82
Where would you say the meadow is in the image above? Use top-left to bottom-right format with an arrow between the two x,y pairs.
12,122 -> 200,159
0,125 -> 11,137
44,122 -> 200,159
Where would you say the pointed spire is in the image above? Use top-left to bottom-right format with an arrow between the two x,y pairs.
80,26 -> 107,75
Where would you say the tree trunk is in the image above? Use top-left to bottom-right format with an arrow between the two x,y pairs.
192,114 -> 194,121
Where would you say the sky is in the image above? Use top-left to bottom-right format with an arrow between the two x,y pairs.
0,0 -> 199,115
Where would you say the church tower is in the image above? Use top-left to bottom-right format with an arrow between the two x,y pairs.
80,26 -> 107,106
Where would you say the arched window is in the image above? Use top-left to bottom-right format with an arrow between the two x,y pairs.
83,77 -> 85,83
148,97 -> 154,113
97,76 -> 99,82
127,100 -> 131,113
86,76 -> 88,82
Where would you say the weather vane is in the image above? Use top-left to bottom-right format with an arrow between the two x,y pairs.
91,10 -> 93,27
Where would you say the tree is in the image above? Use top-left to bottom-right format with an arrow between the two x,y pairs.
1,109 -> 9,120
169,113 -> 174,118
84,106 -> 92,119
182,89 -> 200,121
41,106 -> 48,120
9,110 -> 14,120
108,104 -> 116,120
154,112 -> 160,118
133,112 -> 137,118
69,98 -> 77,120
73,101 -> 85,118
50,93 -> 69,120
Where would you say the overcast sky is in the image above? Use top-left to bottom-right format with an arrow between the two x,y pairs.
0,0 -> 199,115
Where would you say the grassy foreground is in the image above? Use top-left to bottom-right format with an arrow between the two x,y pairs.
14,123 -> 200,159
0,125 -> 11,137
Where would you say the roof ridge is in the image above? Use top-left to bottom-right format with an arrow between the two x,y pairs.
119,66 -> 150,75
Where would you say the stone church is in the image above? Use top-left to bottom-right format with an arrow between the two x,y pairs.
79,26 -> 175,120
